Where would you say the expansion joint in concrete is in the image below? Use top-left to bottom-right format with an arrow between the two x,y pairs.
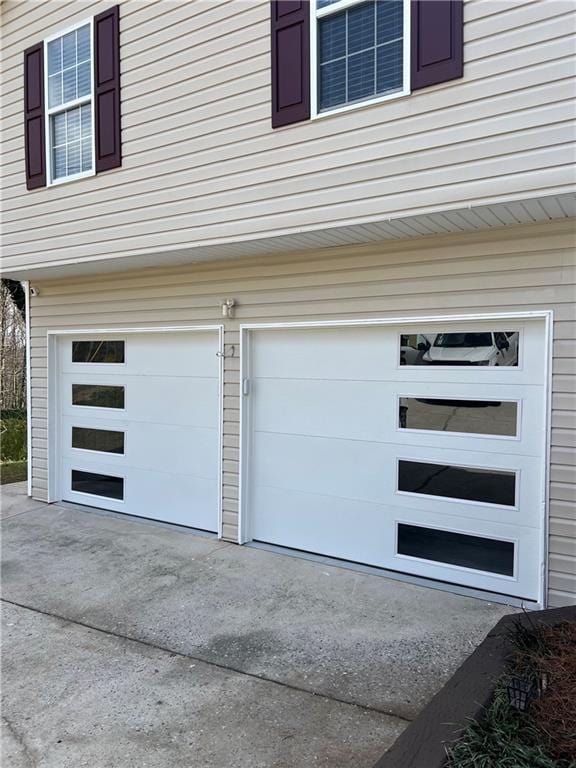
1,598 -> 411,726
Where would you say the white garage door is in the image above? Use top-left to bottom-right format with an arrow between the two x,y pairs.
58,331 -> 220,531
244,319 -> 547,601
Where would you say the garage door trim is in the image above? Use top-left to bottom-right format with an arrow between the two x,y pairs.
238,310 -> 553,607
47,325 -> 224,536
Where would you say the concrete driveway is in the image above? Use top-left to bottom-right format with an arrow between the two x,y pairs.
1,482 -> 514,767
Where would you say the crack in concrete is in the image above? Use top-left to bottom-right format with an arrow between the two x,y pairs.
1,715 -> 38,767
2,597 -> 412,726
0,503 -> 50,522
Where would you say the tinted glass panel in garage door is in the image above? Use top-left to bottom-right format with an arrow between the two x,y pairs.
397,524 -> 514,576
72,384 -> 125,409
72,340 -> 125,363
71,470 -> 124,500
398,460 -> 516,507
399,398 -> 518,436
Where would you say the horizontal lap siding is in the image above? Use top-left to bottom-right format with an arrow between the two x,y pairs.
28,222 -> 576,606
2,0 -> 575,270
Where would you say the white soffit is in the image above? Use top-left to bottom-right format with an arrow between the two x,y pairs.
4,192 -> 575,280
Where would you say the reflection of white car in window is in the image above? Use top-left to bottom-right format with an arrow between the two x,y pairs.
400,334 -> 436,365
421,331 -> 519,366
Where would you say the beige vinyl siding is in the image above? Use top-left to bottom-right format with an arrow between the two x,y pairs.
2,0 -> 575,272
27,220 -> 576,606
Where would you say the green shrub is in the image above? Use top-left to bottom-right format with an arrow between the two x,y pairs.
0,461 -> 27,485
0,417 -> 27,462
0,409 -> 26,420
447,687 -> 567,768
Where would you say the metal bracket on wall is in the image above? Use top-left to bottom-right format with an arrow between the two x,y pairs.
216,345 -> 236,358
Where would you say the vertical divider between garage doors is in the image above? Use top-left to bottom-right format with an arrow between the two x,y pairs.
238,311 -> 553,606
46,325 -> 225,537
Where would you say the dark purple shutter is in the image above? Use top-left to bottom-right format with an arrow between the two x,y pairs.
24,42 -> 46,190
271,1 -> 310,128
94,5 -> 121,171
411,0 -> 463,90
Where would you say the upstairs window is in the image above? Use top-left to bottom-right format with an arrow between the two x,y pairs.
270,1 -> 463,129
46,21 -> 94,183
314,0 -> 408,115
24,5 -> 121,190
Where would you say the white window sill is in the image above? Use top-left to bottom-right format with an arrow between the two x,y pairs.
312,86 -> 410,120
48,168 -> 96,187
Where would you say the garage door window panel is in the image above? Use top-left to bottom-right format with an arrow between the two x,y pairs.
398,397 -> 519,437
72,340 -> 125,364
397,523 -> 515,577
72,426 -> 124,454
72,384 -> 125,409
397,460 -> 517,507
71,469 -> 124,500
399,331 -> 520,367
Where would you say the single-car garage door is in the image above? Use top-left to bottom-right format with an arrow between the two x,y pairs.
244,319 -> 548,601
57,331 -> 220,531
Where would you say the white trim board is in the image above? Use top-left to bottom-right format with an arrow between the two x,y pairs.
24,281 -> 32,497
47,325 -> 223,335
239,310 -> 552,331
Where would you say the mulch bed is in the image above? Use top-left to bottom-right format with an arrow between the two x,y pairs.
528,621 -> 576,762
447,617 -> 576,767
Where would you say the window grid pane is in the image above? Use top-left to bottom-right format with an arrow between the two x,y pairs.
47,38 -> 62,75
67,140 -> 81,176
47,24 -> 91,110
77,25 -> 91,63
50,104 -> 92,179
47,23 -> 92,181
48,73 -> 62,108
318,0 -> 403,111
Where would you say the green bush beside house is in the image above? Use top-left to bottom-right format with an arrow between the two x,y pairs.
1,410 -> 27,484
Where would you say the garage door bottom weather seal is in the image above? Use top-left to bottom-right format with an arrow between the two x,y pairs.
248,540 -> 540,609
58,500 -> 219,539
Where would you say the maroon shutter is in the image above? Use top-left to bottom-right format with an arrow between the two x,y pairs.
271,1 -> 310,128
411,0 -> 463,90
94,4 -> 121,171
24,42 -> 46,190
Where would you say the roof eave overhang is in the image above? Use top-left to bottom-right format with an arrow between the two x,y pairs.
2,191 -> 575,281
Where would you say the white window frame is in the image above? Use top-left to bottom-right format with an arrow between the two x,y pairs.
43,16 -> 95,186
311,0 -> 410,119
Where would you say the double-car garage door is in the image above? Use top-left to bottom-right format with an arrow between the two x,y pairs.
55,318 -> 547,602
244,320 -> 547,602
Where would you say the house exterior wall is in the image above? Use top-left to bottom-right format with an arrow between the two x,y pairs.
27,220 -> 576,606
2,0 -> 575,273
